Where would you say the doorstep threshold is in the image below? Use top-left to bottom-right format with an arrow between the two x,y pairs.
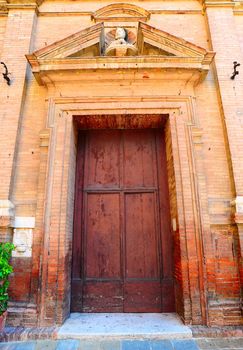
57,313 -> 192,340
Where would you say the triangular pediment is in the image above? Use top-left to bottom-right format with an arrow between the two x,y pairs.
142,42 -> 176,57
27,21 -> 214,61
26,21 -> 215,86
30,23 -> 104,60
137,22 -> 209,59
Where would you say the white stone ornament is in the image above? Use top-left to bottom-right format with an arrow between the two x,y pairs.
12,229 -> 33,258
105,27 -> 137,57
115,27 -> 126,41
12,217 -> 35,258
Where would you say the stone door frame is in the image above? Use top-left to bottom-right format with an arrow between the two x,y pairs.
37,96 -> 211,326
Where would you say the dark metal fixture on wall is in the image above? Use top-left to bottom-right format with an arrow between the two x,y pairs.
231,61 -> 240,80
0,62 -> 11,85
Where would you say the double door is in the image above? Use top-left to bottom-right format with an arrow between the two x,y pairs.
71,129 -> 174,312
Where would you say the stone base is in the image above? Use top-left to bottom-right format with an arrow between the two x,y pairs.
7,303 -> 38,328
191,325 -> 243,338
0,326 -> 58,342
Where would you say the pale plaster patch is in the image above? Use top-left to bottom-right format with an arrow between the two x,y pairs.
0,199 -> 14,217
0,200 -> 15,228
232,196 -> 243,214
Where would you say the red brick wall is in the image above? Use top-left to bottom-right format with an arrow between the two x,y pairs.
0,17 -> 7,57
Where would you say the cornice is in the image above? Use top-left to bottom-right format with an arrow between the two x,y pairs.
234,0 -> 243,12
0,0 -> 7,14
0,0 -> 42,14
26,56 -> 213,86
7,0 -> 43,5
202,0 -> 243,11
2,0 -> 243,16
202,0 -> 235,7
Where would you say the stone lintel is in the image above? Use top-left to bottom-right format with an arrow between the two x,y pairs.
27,56 -> 213,86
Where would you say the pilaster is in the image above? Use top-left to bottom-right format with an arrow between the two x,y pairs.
205,2 -> 243,313
232,196 -> 243,306
204,2 -> 243,195
0,3 -> 37,238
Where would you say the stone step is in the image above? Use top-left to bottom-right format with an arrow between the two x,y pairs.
57,313 -> 192,340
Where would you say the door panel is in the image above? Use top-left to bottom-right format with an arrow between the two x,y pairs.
123,130 -> 156,188
85,130 -> 120,189
85,193 -> 121,279
124,282 -> 162,312
125,193 -> 159,279
71,128 -> 175,312
82,282 -> 123,313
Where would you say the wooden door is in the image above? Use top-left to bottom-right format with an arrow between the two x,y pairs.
71,129 -> 174,312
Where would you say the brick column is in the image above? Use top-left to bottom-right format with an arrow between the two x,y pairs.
205,0 -> 243,314
0,2 -> 37,238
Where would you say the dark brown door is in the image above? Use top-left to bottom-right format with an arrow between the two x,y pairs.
71,129 -> 174,312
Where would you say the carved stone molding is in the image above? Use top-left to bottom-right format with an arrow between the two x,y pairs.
35,94 -> 209,326
91,3 -> 150,22
202,0 -> 234,7
0,0 -> 7,14
0,0 -> 42,13
1,0 -> 242,14
7,0 -> 43,6
26,22 -> 215,86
